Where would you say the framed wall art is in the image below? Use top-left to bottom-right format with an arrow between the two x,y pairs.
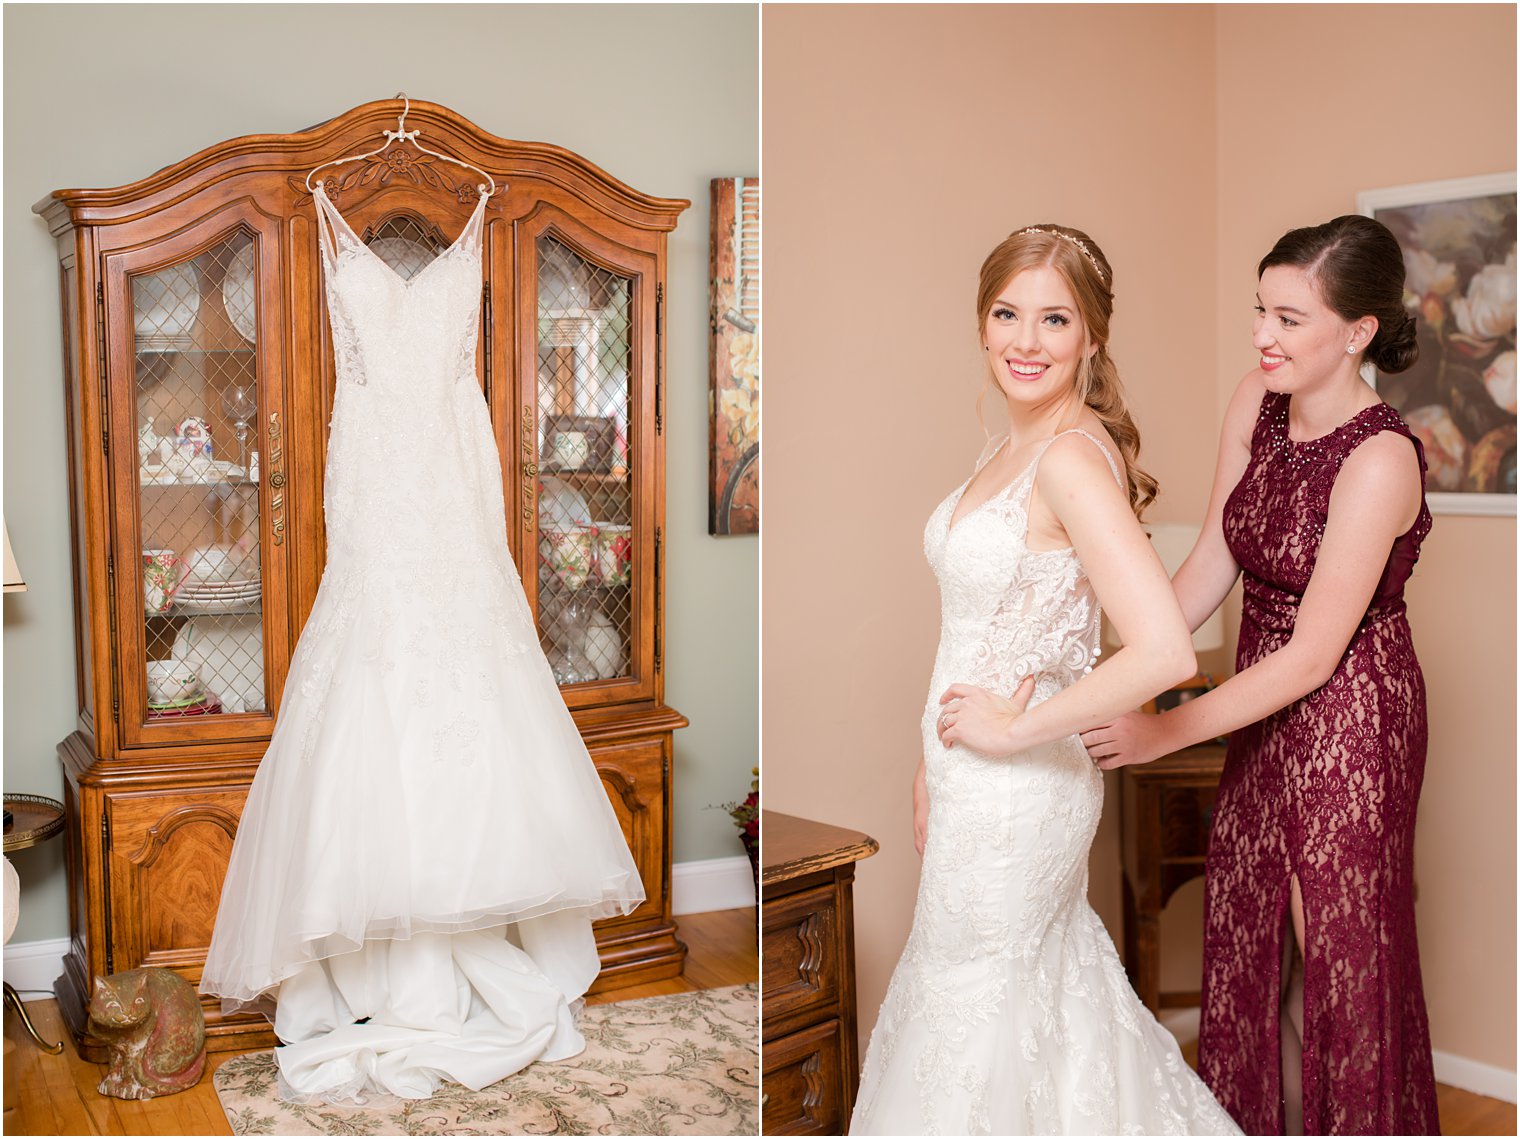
709,176 -> 759,536
1359,172 -> 1516,515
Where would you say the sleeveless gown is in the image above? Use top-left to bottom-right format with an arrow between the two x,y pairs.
850,431 -> 1239,1136
200,184 -> 645,1102
1199,391 -> 1438,1134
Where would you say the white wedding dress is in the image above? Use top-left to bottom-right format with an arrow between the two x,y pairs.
200,184 -> 645,1102
850,432 -> 1240,1136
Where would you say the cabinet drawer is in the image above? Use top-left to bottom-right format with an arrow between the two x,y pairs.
762,882 -> 840,1033
762,1017 -> 846,1135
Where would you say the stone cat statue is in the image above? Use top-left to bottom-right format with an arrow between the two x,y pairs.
87,968 -> 206,1100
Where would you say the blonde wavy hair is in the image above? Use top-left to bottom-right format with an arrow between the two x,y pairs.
975,224 -> 1157,518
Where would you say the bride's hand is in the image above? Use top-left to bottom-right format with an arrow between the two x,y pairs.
912,759 -> 929,856
936,677 -> 1036,753
1080,711 -> 1168,769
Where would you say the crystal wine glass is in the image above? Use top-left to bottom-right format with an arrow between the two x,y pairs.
221,383 -> 255,474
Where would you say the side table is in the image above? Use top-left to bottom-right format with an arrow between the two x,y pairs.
4,794 -> 67,1053
1117,743 -> 1227,1015
760,810 -> 878,1136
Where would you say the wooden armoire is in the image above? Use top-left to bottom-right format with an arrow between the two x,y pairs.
33,98 -> 689,1060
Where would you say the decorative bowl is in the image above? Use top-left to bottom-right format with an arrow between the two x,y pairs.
147,660 -> 203,706
182,545 -> 243,584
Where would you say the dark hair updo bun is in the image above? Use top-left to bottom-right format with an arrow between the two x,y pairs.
1366,306 -> 1420,374
1258,214 -> 1420,375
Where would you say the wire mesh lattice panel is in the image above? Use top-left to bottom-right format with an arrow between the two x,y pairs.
132,232 -> 265,717
535,236 -> 634,685
365,215 -> 445,280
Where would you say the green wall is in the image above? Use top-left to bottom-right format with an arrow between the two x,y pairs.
2,2 -> 759,944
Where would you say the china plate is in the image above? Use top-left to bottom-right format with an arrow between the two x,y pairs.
133,263 -> 202,348
148,693 -> 208,711
538,477 -> 592,530
173,615 -> 263,714
175,596 -> 262,614
222,244 -> 257,343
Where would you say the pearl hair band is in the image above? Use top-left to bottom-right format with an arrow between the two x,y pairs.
1017,226 -> 1108,283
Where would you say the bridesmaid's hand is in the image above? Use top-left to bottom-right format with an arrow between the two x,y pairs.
912,760 -> 929,856
1081,711 -> 1169,769
937,677 -> 1036,754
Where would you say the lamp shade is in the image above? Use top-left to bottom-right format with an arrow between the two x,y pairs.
1147,522 -> 1224,652
1103,521 -> 1224,653
3,522 -> 25,593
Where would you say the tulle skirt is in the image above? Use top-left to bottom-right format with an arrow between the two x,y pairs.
201,551 -> 644,1099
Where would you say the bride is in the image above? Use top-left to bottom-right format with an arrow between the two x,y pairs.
849,225 -> 1240,1135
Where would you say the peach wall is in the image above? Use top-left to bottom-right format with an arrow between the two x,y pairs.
1215,2 -> 1516,1075
763,0 -> 1221,1051
764,1 -> 1515,1080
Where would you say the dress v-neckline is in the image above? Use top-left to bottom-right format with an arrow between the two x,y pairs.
315,184 -> 488,289
946,439 -> 1038,537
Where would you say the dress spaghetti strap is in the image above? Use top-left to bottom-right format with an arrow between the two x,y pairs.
1036,428 -> 1124,490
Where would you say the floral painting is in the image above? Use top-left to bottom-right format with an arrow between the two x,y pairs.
1360,174 -> 1517,514
709,177 -> 759,535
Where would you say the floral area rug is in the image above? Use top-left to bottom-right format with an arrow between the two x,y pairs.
213,984 -> 758,1135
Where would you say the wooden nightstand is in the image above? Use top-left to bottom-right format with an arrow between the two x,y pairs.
760,810 -> 878,1136
1118,742 -> 1227,1014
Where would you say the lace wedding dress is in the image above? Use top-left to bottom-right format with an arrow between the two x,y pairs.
200,184 -> 645,1102
849,431 -> 1240,1136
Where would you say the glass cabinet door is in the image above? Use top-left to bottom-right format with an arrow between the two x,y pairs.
105,211 -> 287,746
132,233 -> 263,721
533,234 -> 639,691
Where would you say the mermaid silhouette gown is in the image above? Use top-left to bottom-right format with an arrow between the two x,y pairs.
1199,392 -> 1437,1134
850,431 -> 1239,1136
200,184 -> 645,1102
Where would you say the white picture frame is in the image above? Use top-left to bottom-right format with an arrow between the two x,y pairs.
1358,172 -> 1516,517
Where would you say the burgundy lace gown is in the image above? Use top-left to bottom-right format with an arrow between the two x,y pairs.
1198,391 -> 1439,1135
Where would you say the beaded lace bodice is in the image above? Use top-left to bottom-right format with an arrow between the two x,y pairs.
313,186 -> 507,574
922,430 -> 1117,711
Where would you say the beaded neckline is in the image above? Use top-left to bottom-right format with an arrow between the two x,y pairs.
1270,394 -> 1389,469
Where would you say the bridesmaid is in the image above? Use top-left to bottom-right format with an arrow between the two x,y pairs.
1081,215 -> 1438,1135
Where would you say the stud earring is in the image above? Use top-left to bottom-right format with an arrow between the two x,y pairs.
1346,345 -> 1357,354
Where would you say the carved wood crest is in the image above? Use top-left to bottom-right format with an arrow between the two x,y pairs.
288,149 -> 498,210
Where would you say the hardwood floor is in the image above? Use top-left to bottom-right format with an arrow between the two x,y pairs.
3,907 -> 758,1137
8,908 -> 1511,1138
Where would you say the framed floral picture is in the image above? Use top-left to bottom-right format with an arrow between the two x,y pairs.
1358,173 -> 1516,515
709,177 -> 759,536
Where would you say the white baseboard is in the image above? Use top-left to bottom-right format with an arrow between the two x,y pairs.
672,854 -> 754,914
1153,1007 -> 1516,1106
3,935 -> 69,998
1434,1049 -> 1517,1103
